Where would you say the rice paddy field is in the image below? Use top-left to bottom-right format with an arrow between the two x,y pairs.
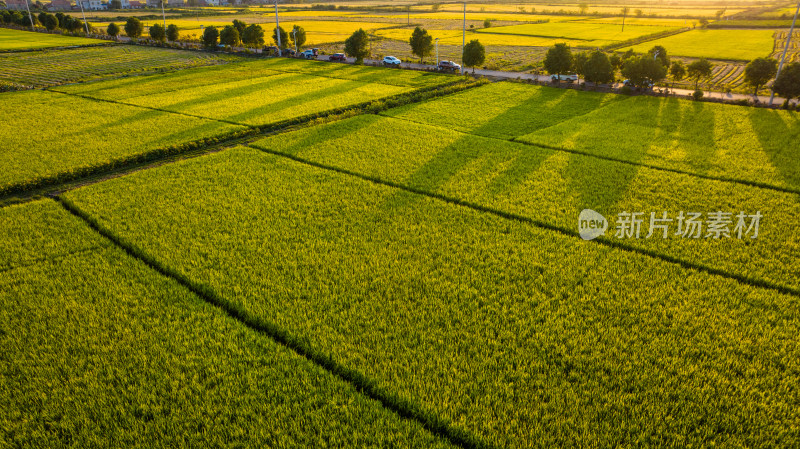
0,45 -> 240,88
3,4 -> 800,447
626,28 -> 777,61
0,28 -> 109,51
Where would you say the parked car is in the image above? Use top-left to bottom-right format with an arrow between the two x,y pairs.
382,56 -> 402,67
264,46 -> 279,56
311,48 -> 319,56
300,49 -> 316,59
329,53 -> 347,62
281,48 -> 296,57
551,74 -> 579,83
623,79 -> 654,90
437,60 -> 461,73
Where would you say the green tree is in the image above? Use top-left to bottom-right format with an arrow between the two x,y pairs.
699,18 -> 709,28
462,39 -> 485,74
578,3 -> 588,14
773,62 -> 800,101
584,50 -> 614,86
715,9 -> 726,20
647,45 -> 669,67
544,43 -> 573,78
232,19 -> 247,36
744,57 -> 778,95
609,53 -> 622,71
669,60 -> 686,89
483,19 -> 491,28
409,26 -> 433,63
242,24 -> 265,47
149,23 -> 166,42
220,25 -> 240,46
124,17 -> 144,39
166,24 -> 179,42
290,24 -> 306,49
107,22 -> 120,39
41,13 -> 58,30
635,9 -> 643,17
202,25 -> 219,48
272,25 -> 288,49
622,55 -> 667,87
344,28 -> 370,64
110,0 -> 121,9
687,58 -> 713,89
573,51 -> 590,77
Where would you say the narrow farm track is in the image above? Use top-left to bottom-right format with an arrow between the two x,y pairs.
54,195 -> 497,449
246,142 -> 800,300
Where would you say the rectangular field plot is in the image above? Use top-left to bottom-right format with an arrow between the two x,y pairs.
0,200 -> 453,448
0,45 -> 241,88
52,59 -> 451,127
0,28 -> 108,51
382,82 -> 627,139
65,147 -> 800,449
251,114 -> 800,293
0,90 -> 245,194
475,22 -> 680,45
625,29 -> 775,60
384,82 -> 800,192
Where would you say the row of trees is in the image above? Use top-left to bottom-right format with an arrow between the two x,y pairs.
542,43 -> 800,101
0,10 -> 88,33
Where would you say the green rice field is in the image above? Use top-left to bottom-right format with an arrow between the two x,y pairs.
0,28 -> 108,50
3,11 -> 800,448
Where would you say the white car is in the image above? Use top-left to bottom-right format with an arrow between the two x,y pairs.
551,73 -> 579,83
299,49 -> 316,59
382,56 -> 402,67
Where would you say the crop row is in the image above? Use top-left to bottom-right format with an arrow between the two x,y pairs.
63,146 -> 800,448
0,45 -> 240,87
0,27 -> 105,51
382,82 -> 800,192
0,200 -> 453,447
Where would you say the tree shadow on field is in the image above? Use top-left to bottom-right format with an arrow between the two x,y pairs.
676,100 -> 717,178
561,97 -> 679,218
747,107 -> 800,192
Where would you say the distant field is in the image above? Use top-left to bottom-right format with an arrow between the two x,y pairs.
0,200 -> 452,448
476,21 -> 680,43
428,3 -> 744,17
377,28 -> 590,47
0,28 -> 108,51
0,45 -> 240,88
574,16 -> 696,27
626,28 -> 776,60
179,20 -> 394,43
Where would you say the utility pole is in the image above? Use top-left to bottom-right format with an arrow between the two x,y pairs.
23,0 -> 35,30
462,1 -> 465,63
292,27 -> 297,53
161,0 -> 166,31
770,1 -> 800,106
77,0 -> 89,34
274,0 -> 281,51
435,37 -> 439,67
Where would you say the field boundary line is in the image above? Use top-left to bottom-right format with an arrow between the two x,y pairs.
54,195 -> 498,449
379,114 -> 800,195
1,79 -> 483,205
248,144 -> 800,300
0,244 -> 109,276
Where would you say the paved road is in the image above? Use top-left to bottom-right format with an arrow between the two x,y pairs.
316,54 -> 793,106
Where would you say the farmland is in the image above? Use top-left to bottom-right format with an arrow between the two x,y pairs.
4,3 -> 800,447
61,146 -> 800,448
0,200 -> 454,447
626,28 -> 776,60
0,28 -> 108,50
0,45 -> 240,88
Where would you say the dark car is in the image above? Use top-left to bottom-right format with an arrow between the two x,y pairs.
329,53 -> 347,62
264,46 -> 279,56
281,48 -> 296,57
438,60 -> 461,73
